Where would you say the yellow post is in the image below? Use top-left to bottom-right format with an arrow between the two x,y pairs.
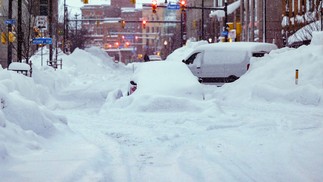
295,69 -> 299,85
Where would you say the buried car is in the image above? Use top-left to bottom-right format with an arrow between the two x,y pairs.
182,42 -> 278,83
127,61 -> 204,100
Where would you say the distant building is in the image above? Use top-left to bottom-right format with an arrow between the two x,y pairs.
80,0 -> 182,63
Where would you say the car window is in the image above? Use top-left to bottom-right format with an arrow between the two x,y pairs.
186,52 -> 201,64
252,51 -> 268,57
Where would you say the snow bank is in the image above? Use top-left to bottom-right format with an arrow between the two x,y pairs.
101,61 -> 207,112
310,31 -> 323,45
0,68 -> 69,166
0,70 -> 67,136
215,44 -> 323,106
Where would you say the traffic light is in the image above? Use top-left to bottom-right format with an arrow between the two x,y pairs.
180,0 -> 186,12
130,0 -> 136,4
142,20 -> 147,29
8,32 -> 15,42
152,0 -> 157,13
1,32 -> 6,44
33,27 -> 41,37
226,22 -> 234,31
83,0 -> 88,4
121,20 -> 126,29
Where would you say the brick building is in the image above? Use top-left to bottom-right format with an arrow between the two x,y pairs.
186,0 -> 284,47
81,0 -> 144,63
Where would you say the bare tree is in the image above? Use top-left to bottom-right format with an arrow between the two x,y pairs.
0,1 -> 37,64
68,27 -> 91,52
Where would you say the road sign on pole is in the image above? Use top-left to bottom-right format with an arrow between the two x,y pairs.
167,3 -> 180,10
36,16 -> 48,30
32,37 -> 52,45
5,19 -> 16,25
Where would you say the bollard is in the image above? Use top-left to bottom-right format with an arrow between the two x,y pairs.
295,69 -> 299,85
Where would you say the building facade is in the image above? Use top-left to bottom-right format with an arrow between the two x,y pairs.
185,0 -> 284,46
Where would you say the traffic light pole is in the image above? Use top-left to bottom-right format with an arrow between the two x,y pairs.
7,0 -> 12,67
49,0 -> 53,63
201,0 -> 204,40
17,0 -> 22,62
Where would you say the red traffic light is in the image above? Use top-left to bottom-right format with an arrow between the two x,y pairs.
180,0 -> 186,11
121,20 -> 126,29
142,20 -> 147,29
152,0 -> 157,13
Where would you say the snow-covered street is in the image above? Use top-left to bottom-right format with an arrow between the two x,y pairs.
1,37 -> 323,181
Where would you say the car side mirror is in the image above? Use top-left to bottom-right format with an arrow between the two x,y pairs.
130,80 -> 137,85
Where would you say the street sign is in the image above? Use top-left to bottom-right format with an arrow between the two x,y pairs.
221,31 -> 228,37
167,3 -> 180,10
36,16 -> 48,30
32,37 -> 52,45
5,19 -> 16,25
125,35 -> 134,40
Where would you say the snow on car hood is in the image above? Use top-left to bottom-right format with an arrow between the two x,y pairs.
131,61 -> 203,98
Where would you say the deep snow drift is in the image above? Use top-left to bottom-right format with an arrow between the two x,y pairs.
0,33 -> 323,181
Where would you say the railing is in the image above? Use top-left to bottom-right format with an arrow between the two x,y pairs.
47,58 -> 62,69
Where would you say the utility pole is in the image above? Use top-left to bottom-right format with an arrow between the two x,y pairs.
263,0 -> 266,42
7,0 -> 12,67
201,0 -> 204,40
224,1 -> 228,42
49,0 -> 53,62
75,14 -> 80,36
17,0 -> 22,62
63,0 -> 67,53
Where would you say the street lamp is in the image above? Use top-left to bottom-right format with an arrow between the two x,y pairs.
163,40 -> 168,46
163,40 -> 168,58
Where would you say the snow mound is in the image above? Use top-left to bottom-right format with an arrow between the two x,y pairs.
102,94 -> 206,113
85,46 -> 115,64
310,31 -> 323,46
216,45 -> 323,106
0,71 -> 67,138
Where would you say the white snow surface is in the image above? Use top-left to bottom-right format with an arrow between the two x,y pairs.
209,0 -> 241,19
1,37 -> 323,181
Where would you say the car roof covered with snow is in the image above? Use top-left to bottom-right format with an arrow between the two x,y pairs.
130,61 -> 203,99
191,42 -> 278,55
